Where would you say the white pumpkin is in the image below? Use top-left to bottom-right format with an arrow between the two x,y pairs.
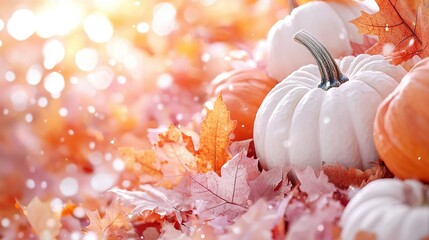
266,0 -> 377,81
254,30 -> 407,170
340,179 -> 429,240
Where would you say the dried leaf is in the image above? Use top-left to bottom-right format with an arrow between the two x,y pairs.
19,197 -> 62,240
322,163 -> 389,189
118,147 -> 162,179
248,167 -> 290,202
190,151 -> 254,220
160,223 -> 189,240
295,167 -> 336,201
352,0 -> 429,64
84,204 -> 131,238
157,142 -> 196,188
157,125 -> 197,155
197,94 -> 236,174
111,184 -> 187,223
229,139 -> 253,156
354,230 -> 377,240
220,198 -> 289,240
350,35 -> 378,55
286,196 -> 344,240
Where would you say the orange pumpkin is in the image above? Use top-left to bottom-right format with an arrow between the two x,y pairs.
374,57 -> 429,182
207,68 -> 277,140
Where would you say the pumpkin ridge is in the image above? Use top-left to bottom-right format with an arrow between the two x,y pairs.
351,72 -> 385,98
337,87 -> 363,168
264,87 -> 308,168
289,88 -> 324,167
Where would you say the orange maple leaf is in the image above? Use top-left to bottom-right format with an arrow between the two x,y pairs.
18,197 -> 62,239
322,163 -> 390,189
118,147 -> 162,179
84,205 -> 132,238
197,95 -> 236,174
352,0 -> 429,64
157,124 -> 197,155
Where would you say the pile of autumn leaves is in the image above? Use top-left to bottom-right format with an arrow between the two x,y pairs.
98,96 -> 389,240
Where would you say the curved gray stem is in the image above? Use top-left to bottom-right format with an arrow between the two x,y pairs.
293,30 -> 348,91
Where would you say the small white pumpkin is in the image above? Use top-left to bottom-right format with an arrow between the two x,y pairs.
254,30 -> 407,170
340,179 -> 429,240
266,0 -> 376,81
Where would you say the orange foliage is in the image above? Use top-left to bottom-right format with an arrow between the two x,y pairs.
197,95 -> 236,174
352,0 -> 429,64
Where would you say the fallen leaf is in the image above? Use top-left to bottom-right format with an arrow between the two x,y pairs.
157,125 -> 197,155
157,142 -> 196,188
190,151 -> 254,220
19,197 -> 62,240
286,195 -> 344,240
118,147 -> 162,180
350,35 -> 378,55
294,167 -> 336,201
111,184 -> 188,223
354,230 -> 377,240
159,223 -> 188,240
219,198 -> 289,240
85,204 -> 135,239
322,163 -> 389,189
248,167 -> 288,202
197,94 -> 236,174
352,0 -> 429,64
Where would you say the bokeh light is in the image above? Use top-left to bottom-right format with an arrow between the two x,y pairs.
0,0 -> 289,238
7,9 -> 36,41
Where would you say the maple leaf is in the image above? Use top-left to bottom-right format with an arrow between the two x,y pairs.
294,167 -> 337,201
248,167 -> 291,202
157,124 -> 198,155
118,147 -> 162,180
322,163 -> 389,189
190,151 -> 255,220
156,142 -> 197,188
18,197 -> 62,240
352,0 -> 429,64
84,204 -> 133,239
286,195 -> 344,240
197,94 -> 236,174
111,184 -> 188,223
229,139 -> 253,156
220,198 -> 290,240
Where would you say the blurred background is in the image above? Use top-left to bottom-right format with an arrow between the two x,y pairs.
0,0 -> 289,238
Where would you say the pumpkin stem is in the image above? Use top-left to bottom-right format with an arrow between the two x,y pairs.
293,30 -> 348,91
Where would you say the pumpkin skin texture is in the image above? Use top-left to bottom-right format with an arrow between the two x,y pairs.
266,1 -> 375,81
207,68 -> 277,140
254,54 -> 407,170
340,179 -> 429,240
374,58 -> 429,182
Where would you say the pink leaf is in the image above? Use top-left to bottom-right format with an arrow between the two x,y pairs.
294,167 -> 336,201
189,151 -> 257,220
350,35 -> 378,55
286,196 -> 344,240
220,198 -> 290,240
228,139 -> 253,156
248,167 -> 290,202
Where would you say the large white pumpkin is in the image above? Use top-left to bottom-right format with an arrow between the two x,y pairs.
340,179 -> 429,240
254,31 -> 406,170
266,0 -> 377,81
